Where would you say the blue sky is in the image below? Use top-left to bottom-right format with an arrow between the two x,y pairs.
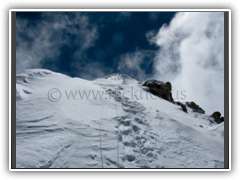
16,11 -> 224,115
16,12 -> 175,80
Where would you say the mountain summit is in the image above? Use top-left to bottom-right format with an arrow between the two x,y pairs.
16,69 -> 224,168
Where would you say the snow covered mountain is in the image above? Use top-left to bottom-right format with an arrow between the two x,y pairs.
16,69 -> 224,168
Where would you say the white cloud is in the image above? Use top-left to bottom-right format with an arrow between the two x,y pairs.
117,49 -> 155,81
16,12 -> 98,73
148,12 -> 224,115
74,61 -> 114,80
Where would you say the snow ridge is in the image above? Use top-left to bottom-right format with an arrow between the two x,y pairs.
16,69 -> 224,168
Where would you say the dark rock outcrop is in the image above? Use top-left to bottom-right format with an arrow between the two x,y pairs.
142,80 -> 210,116
186,101 -> 205,114
142,80 -> 174,102
220,117 -> 224,122
211,111 -> 224,124
176,101 -> 187,113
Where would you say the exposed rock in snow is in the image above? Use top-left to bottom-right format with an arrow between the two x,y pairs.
176,101 -> 188,113
142,80 -> 174,102
186,101 -> 205,114
211,111 -> 224,124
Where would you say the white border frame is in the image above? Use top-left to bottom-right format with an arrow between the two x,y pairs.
9,9 -> 231,172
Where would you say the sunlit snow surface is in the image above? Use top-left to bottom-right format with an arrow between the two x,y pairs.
16,69 -> 224,168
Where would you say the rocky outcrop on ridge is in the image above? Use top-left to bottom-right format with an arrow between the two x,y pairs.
211,111 -> 224,124
142,80 -> 226,125
186,101 -> 205,114
176,101 -> 188,113
142,80 -> 174,102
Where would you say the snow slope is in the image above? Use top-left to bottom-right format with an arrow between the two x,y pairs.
16,69 -> 224,168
